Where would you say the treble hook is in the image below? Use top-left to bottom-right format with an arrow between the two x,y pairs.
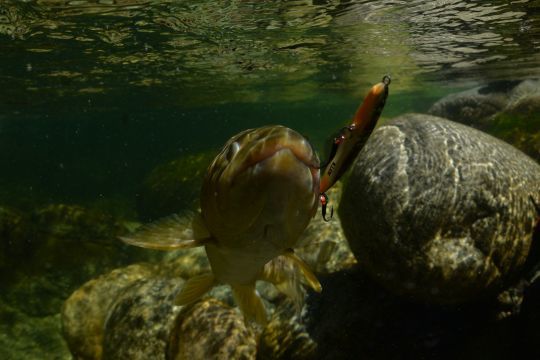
317,125 -> 355,169
320,192 -> 334,222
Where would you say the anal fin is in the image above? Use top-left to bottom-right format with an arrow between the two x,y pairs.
175,273 -> 215,306
231,284 -> 268,326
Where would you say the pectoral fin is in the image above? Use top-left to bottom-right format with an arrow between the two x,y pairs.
284,249 -> 322,293
175,273 -> 215,306
231,284 -> 267,326
120,212 -> 212,250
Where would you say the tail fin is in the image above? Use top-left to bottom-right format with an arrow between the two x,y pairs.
231,284 -> 268,326
260,251 -> 322,313
175,273 -> 215,306
260,255 -> 305,311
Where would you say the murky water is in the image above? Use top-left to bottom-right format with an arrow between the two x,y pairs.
0,1 -> 539,359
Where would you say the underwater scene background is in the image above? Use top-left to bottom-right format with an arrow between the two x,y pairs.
1,0 -> 539,359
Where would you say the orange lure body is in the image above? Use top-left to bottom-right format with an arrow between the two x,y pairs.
319,76 -> 391,194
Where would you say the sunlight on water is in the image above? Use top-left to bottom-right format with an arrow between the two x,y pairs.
1,0 -> 539,107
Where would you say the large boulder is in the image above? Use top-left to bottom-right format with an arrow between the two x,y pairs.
62,264 -> 156,360
169,298 -> 257,359
102,276 -> 185,360
487,80 -> 540,161
429,79 -> 540,161
339,114 -> 540,304
428,80 -> 520,127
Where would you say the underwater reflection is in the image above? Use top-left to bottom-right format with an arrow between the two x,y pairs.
1,0 -> 539,106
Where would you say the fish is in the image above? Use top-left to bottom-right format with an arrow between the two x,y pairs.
121,125 -> 322,325
320,75 -> 391,194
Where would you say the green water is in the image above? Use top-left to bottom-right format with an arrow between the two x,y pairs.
2,0 -> 537,211
1,0 -> 539,359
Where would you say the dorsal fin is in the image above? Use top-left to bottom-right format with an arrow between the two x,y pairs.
119,211 -> 212,251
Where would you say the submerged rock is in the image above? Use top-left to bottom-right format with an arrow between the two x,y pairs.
259,304 -> 317,360
160,247 -> 211,279
169,298 -> 257,359
0,300 -> 70,360
428,80 -> 519,127
30,205 -> 128,269
0,206 -> 26,272
306,267 -> 540,360
103,276 -> 185,360
0,204 -> 162,359
136,151 -> 215,221
1,204 -> 151,318
62,264 -> 155,360
487,81 -> 540,161
429,79 -> 540,161
63,246 -> 324,359
339,114 -> 540,304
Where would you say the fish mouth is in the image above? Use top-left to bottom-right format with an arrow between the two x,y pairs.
239,143 -> 319,176
249,147 -> 315,182
222,126 -> 320,185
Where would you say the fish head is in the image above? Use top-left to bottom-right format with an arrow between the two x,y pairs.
201,125 -> 320,249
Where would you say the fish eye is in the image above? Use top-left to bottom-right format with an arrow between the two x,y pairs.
225,141 -> 240,161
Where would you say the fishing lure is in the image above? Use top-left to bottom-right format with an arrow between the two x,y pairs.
319,75 -> 391,221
